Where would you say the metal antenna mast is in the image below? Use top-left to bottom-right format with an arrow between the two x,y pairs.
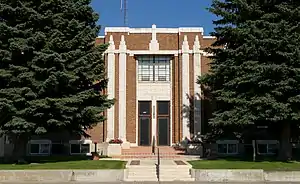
120,0 -> 128,26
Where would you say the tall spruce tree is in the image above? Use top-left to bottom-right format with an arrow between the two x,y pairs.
0,0 -> 113,160
198,0 -> 300,160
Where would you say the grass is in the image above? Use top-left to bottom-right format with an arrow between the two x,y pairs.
189,159 -> 300,171
0,160 -> 126,170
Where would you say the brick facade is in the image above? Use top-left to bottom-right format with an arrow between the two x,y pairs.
98,25 -> 215,147
25,25 -> 215,156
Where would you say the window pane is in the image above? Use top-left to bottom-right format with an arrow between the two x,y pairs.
217,144 -> 227,153
258,144 -> 267,154
40,144 -> 50,154
30,144 -> 39,154
70,144 -> 80,154
228,144 -> 237,153
157,101 -> 169,115
138,56 -> 153,81
267,144 -> 277,154
137,56 -> 171,82
154,56 -> 170,82
81,144 -> 90,153
139,101 -> 151,115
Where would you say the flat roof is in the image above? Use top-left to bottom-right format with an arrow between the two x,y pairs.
104,24 -> 204,35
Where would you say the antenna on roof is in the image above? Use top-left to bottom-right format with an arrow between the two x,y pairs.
120,0 -> 128,26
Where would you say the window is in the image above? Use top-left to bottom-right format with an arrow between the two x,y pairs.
139,101 -> 151,115
70,143 -> 90,154
216,140 -> 239,155
28,140 -> 51,155
256,140 -> 278,155
257,143 -> 277,155
157,101 -> 169,115
217,144 -> 238,154
137,56 -> 171,82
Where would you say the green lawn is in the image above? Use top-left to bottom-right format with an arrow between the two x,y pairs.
0,160 -> 126,170
189,159 -> 300,171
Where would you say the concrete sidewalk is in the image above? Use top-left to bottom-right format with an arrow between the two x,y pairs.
9,182 -> 300,184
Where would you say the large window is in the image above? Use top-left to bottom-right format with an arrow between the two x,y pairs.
216,140 -> 239,155
217,144 -> 238,154
137,55 -> 171,82
257,140 -> 278,155
28,140 -> 51,155
69,140 -> 91,155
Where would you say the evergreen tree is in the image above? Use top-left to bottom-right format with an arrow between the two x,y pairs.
198,0 -> 300,160
0,0 -> 113,160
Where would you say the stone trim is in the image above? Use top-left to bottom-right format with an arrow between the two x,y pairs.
105,25 -> 204,34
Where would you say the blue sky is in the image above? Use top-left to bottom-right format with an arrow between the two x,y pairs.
92,0 -> 216,36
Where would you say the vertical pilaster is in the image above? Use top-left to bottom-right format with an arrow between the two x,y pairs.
119,35 -> 127,141
182,35 -> 190,139
193,35 -> 202,136
149,24 -> 159,51
106,35 -> 115,141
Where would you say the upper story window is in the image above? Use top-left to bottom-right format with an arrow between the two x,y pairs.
137,55 -> 171,82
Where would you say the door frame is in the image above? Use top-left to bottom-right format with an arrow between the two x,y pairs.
138,101 -> 152,146
156,101 -> 170,146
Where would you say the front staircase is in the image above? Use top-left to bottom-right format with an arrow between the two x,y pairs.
124,160 -> 195,182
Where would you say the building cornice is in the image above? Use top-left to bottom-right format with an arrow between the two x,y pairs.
105,25 -> 204,35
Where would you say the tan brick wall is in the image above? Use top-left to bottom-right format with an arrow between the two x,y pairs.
189,54 -> 194,95
179,33 -> 202,50
126,55 -> 137,143
172,56 -> 182,143
127,34 -> 151,50
95,37 -> 105,45
88,37 -> 107,143
202,37 -> 216,49
114,54 -> 119,139
105,32 -> 127,49
86,123 -> 104,143
105,33 -> 152,51
157,33 -> 179,50
103,29 -> 215,144
201,55 -> 211,74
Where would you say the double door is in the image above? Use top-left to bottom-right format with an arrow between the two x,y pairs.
138,101 -> 170,146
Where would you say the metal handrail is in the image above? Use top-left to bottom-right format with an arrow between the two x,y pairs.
152,136 -> 160,182
157,147 -> 160,182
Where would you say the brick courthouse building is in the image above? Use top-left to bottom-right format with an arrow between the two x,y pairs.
93,24 -> 215,147
0,25 -> 215,157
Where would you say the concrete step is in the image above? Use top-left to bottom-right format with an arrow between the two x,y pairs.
125,177 -> 195,182
127,171 -> 191,176
127,170 -> 191,175
114,156 -> 184,159
126,170 -> 192,179
127,166 -> 191,169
